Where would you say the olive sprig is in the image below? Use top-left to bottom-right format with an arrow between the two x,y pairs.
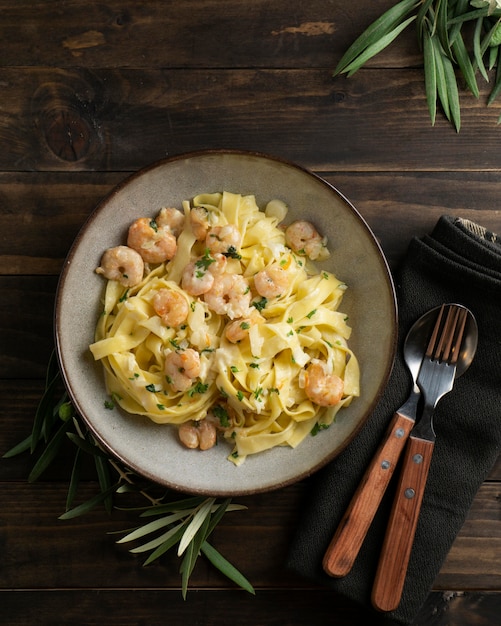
333,0 -> 501,131
3,351 -> 254,599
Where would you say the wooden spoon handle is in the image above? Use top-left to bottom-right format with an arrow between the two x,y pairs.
322,411 -> 414,578
371,435 -> 434,612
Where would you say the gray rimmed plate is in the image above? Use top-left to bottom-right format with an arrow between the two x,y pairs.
55,150 -> 397,496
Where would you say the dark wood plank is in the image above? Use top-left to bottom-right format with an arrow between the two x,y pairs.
1,68 -> 501,174
3,171 -> 501,277
0,476 -> 499,590
0,1 -> 417,70
3,589 -> 501,626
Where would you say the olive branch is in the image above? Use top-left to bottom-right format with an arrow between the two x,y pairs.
3,351 -> 254,599
333,0 -> 501,131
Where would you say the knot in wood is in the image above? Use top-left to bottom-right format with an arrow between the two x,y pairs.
45,109 -> 91,162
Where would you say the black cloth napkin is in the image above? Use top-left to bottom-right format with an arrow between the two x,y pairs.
287,216 -> 501,625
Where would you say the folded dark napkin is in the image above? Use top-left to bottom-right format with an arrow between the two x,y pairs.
287,216 -> 501,625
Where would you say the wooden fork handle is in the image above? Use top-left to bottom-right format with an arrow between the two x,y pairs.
371,435 -> 434,612
322,411 -> 414,578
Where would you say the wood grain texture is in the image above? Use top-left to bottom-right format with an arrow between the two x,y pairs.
2,0 -> 501,623
1,67 -> 501,174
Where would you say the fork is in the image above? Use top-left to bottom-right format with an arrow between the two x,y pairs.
371,304 -> 468,612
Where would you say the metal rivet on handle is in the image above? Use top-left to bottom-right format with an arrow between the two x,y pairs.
404,488 -> 415,499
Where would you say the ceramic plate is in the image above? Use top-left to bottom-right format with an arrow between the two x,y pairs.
55,150 -> 397,496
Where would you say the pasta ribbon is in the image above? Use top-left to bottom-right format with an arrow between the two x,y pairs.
90,192 -> 360,464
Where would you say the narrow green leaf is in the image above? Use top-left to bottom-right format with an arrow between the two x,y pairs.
423,28 -> 437,125
178,497 -> 215,556
417,0 -> 435,42
344,16 -> 417,77
58,483 -> 118,520
201,541 -> 255,595
452,32 -> 480,97
488,45 -> 501,104
139,496 -> 207,517
142,522 -> 188,566
117,511 -> 188,544
180,509 -> 213,599
489,43 -> 498,70
432,35 -> 451,120
66,447 -> 82,511
95,454 -> 113,515
129,523 -> 185,553
442,53 -> 461,131
206,498 -> 232,536
66,432 -> 109,459
180,540 -> 196,600
30,372 -> 60,452
474,17 -> 489,81
333,0 -> 419,75
448,8 -> 491,26
437,0 -> 454,60
28,419 -> 71,482
2,434 -> 32,458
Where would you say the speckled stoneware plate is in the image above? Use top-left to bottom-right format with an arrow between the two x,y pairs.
55,150 -> 397,496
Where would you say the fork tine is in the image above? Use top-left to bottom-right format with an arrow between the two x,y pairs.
426,304 -> 468,364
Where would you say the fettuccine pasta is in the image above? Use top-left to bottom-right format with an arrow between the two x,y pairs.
90,191 -> 360,465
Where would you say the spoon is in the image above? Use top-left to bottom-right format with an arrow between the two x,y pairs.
323,304 -> 477,579
372,304 -> 477,612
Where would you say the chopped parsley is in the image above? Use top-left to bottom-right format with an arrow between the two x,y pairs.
223,245 -> 242,259
306,309 -> 317,319
149,219 -> 158,232
145,383 -> 158,393
212,404 -> 230,427
119,289 -> 129,302
195,249 -> 216,271
252,296 -> 268,312
188,381 -> 209,397
311,422 -> 330,436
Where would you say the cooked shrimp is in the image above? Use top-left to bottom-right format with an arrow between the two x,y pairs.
155,207 -> 185,237
152,289 -> 189,327
178,419 -> 217,451
204,273 -> 251,319
254,264 -> 289,298
205,224 -> 241,255
95,245 -> 144,287
127,217 -> 177,264
190,206 -> 210,241
285,220 -> 329,261
225,309 -> 264,343
164,348 -> 201,392
301,359 -> 344,407
181,252 -> 227,296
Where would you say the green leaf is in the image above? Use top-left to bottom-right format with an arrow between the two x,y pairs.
417,0 -> 435,43
473,17 -> 489,82
58,483 -> 118,520
201,541 -> 255,595
95,454 -> 113,515
437,0 -> 453,60
488,45 -> 501,104
333,0 -> 419,75
28,418 -> 71,482
142,522 -> 188,566
180,539 -> 196,600
2,434 -> 32,458
139,496 -> 207,517
432,35 -> 451,121
178,497 -> 215,556
424,28 -> 438,125
117,511 -> 189,544
66,432 -> 109,459
30,372 -> 61,452
344,15 -> 418,77
451,31 -> 480,97
66,447 -> 82,511
128,523 -> 187,554
442,53 -> 461,131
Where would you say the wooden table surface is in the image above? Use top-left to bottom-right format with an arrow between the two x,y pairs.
2,1 -> 501,624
